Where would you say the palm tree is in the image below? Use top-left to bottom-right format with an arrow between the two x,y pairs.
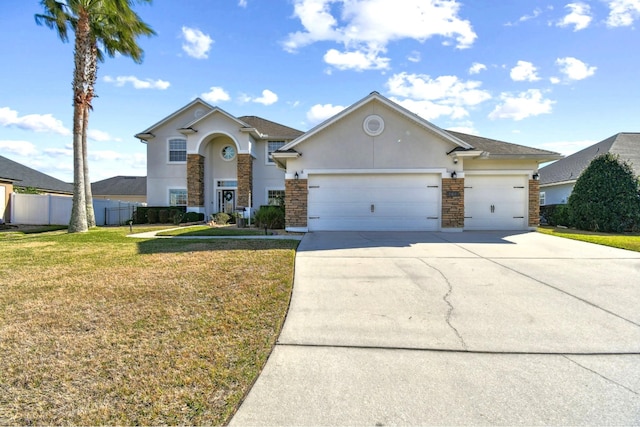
36,0 -> 154,232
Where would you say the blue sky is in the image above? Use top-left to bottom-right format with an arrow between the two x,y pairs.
1,0 -> 639,182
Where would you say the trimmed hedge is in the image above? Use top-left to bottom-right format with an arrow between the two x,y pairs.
133,206 -> 202,224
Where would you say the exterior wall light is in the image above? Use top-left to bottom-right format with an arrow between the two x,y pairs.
451,171 -> 457,179
533,173 -> 539,180
294,172 -> 299,180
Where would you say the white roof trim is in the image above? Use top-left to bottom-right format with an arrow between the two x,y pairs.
135,98 -> 214,136
182,105 -> 256,132
280,92 -> 474,152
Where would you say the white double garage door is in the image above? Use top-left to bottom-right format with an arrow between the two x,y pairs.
307,173 -> 529,231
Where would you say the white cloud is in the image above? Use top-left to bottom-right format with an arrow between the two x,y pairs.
555,57 -> 597,81
44,147 -> 73,157
238,0 -> 248,7
537,139 -> 595,155
386,72 -> 491,121
324,47 -> 390,71
181,26 -> 214,59
103,75 -> 170,90
240,89 -> 279,106
0,140 -> 38,156
557,3 -> 592,31
87,129 -> 121,142
606,0 -> 640,27
306,104 -> 346,125
510,61 -> 541,82
489,89 -> 555,121
201,86 -> 231,103
283,0 -> 476,71
0,107 -> 70,136
253,90 -> 279,106
469,62 -> 487,74
89,150 -> 124,161
408,51 -> 421,63
505,7 -> 546,26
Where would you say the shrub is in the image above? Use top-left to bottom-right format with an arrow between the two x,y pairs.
158,209 -> 169,223
254,206 -> 285,229
134,207 -> 147,224
182,212 -> 204,223
567,153 -> 640,232
213,212 -> 231,225
147,209 -> 159,224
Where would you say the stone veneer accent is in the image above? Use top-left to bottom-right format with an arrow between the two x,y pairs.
441,177 -> 465,229
285,179 -> 308,228
187,154 -> 204,207
528,179 -> 540,227
237,154 -> 253,208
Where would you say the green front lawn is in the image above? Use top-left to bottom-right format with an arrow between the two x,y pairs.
537,226 -> 640,252
157,225 -> 280,237
0,226 -> 297,425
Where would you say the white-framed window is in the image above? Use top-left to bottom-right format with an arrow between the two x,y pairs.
168,138 -> 187,163
267,189 -> 285,206
169,188 -> 187,206
266,140 -> 285,164
539,191 -> 546,206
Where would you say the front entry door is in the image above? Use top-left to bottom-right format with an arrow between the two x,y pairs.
218,189 -> 236,214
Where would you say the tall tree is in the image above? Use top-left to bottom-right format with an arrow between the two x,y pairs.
36,0 -> 154,232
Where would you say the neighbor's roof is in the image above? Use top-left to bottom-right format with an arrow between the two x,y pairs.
91,176 -> 146,196
238,116 -> 304,140
0,155 -> 73,194
446,131 -> 563,159
539,133 -> 640,185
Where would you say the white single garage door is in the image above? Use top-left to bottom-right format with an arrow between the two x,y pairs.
464,175 -> 528,230
307,174 -> 440,231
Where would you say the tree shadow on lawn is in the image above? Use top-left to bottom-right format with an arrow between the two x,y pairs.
137,237 -> 299,254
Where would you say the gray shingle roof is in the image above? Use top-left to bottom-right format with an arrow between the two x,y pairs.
446,131 -> 563,158
91,176 -> 146,196
0,155 -> 73,194
539,133 -> 640,185
238,116 -> 304,140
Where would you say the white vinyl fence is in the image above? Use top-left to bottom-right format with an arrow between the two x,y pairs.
10,193 -> 142,226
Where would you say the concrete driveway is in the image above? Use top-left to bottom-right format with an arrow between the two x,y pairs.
230,231 -> 640,426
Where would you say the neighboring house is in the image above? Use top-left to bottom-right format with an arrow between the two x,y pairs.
92,176 -> 147,204
539,133 -> 640,206
0,176 -> 16,223
138,92 -> 561,232
0,155 -> 73,223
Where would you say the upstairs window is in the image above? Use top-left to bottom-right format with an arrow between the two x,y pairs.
266,140 -> 285,164
168,138 -> 187,162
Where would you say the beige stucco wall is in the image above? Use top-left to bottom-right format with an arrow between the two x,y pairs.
286,99 -> 459,173
1,181 -> 12,222
253,140 -> 286,207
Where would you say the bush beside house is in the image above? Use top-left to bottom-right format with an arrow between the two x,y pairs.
543,153 -> 640,232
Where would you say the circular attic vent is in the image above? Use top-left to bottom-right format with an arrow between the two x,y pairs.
363,114 -> 384,136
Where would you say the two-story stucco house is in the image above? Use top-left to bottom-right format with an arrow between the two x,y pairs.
135,99 -> 303,216
137,92 -> 562,232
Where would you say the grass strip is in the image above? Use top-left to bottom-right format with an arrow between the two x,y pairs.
537,226 -> 640,252
0,227 -> 297,425
157,225 -> 273,237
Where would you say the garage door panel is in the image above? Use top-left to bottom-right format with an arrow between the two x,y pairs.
464,175 -> 528,231
308,174 -> 440,231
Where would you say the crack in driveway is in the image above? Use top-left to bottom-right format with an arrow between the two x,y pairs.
416,259 -> 468,351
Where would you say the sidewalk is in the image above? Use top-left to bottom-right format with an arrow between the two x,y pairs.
127,226 -> 304,240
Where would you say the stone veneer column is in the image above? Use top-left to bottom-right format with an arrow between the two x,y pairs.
441,178 -> 465,229
285,179 -> 308,228
237,154 -> 253,208
528,179 -> 540,227
187,154 -> 204,207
